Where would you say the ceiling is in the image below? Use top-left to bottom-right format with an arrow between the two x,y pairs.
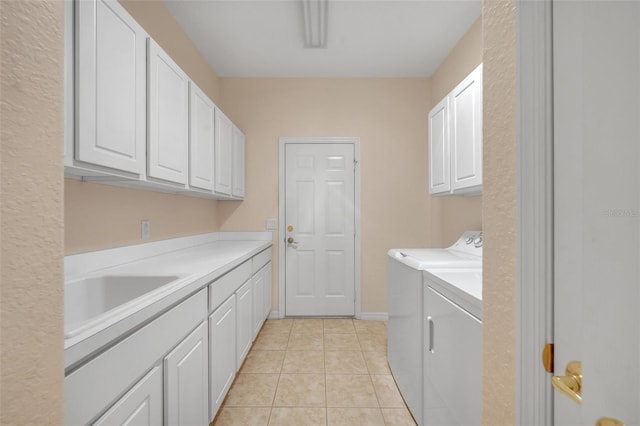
163,0 -> 481,78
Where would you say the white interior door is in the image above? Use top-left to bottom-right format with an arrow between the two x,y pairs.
285,143 -> 355,316
553,2 -> 640,425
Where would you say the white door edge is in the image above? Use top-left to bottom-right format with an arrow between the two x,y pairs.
516,1 -> 555,425
278,137 -> 361,319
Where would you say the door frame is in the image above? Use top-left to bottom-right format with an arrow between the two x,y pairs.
517,1 -> 555,424
277,137 -> 361,319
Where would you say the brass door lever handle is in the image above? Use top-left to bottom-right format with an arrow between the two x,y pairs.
551,361 -> 582,405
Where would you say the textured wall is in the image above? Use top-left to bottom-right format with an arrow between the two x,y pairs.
65,0 -> 222,255
429,17 -> 483,246
481,0 -> 517,423
0,0 -> 65,423
218,78 -> 437,313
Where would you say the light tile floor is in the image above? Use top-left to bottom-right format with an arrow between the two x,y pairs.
212,318 -> 417,426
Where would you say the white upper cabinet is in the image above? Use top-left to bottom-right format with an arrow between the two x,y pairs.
75,0 -> 147,174
428,64 -> 483,196
428,96 -> 451,195
450,65 -> 483,193
189,82 -> 216,191
214,109 -> 233,196
232,126 -> 246,199
147,39 -> 189,185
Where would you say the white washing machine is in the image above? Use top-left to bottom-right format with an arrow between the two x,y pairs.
387,231 -> 482,426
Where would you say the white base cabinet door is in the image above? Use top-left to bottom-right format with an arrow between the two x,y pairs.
209,295 -> 237,420
76,0 -> 147,174
164,321 -> 208,426
263,263 -> 272,319
93,366 -> 162,426
252,271 -> 264,340
148,39 -> 189,185
235,279 -> 253,369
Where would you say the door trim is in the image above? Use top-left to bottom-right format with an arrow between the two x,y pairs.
517,1 -> 554,425
278,137 -> 361,319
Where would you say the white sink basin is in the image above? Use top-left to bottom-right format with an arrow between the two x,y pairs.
65,275 -> 181,338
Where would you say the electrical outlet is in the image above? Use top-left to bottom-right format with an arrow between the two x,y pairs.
141,220 -> 150,239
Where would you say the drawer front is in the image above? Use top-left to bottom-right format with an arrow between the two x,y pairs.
65,288 -> 207,426
209,260 -> 251,312
252,247 -> 272,274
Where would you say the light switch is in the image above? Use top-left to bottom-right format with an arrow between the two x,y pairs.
265,218 -> 277,230
141,220 -> 150,239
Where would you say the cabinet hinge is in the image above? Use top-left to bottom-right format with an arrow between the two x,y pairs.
542,343 -> 554,373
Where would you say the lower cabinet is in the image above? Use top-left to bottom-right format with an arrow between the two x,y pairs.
209,295 -> 237,419
263,262 -> 272,320
65,289 -> 207,425
235,279 -> 253,368
164,321 -> 208,426
94,366 -> 163,426
252,268 -> 265,340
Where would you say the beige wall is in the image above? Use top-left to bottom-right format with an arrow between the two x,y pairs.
65,180 -> 218,254
0,0 -> 65,423
218,78 -> 439,313
482,0 -> 517,424
430,17 -> 483,246
65,0 -> 222,255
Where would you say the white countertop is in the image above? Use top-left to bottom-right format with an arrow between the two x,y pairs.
64,232 -> 272,370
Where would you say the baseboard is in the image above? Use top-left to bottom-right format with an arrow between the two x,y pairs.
267,311 -> 388,320
358,312 -> 388,321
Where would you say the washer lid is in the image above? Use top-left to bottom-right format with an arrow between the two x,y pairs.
388,248 -> 481,269
424,268 -> 483,319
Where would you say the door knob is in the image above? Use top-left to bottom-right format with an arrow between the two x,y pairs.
287,237 -> 299,244
596,418 -> 625,426
551,361 -> 582,405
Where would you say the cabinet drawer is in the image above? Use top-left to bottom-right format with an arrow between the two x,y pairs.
252,248 -> 272,274
65,288 -> 207,426
209,260 -> 252,312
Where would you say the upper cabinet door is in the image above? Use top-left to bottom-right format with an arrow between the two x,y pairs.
76,0 -> 147,174
189,82 -> 215,191
148,39 -> 189,185
232,127 -> 246,199
450,64 -> 482,193
428,96 -> 451,195
214,109 -> 233,196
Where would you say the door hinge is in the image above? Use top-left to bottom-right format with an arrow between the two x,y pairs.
542,343 -> 554,373
353,159 -> 358,171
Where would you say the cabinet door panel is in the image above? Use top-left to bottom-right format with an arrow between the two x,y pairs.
214,109 -> 233,196
93,366 -> 162,426
76,0 -> 146,173
450,64 -> 482,192
148,39 -> 189,185
263,263 -> 272,319
252,270 -> 264,339
232,127 -> 245,198
235,279 -> 253,368
189,82 -> 215,191
164,321 -> 208,426
428,97 -> 450,195
209,295 -> 236,419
